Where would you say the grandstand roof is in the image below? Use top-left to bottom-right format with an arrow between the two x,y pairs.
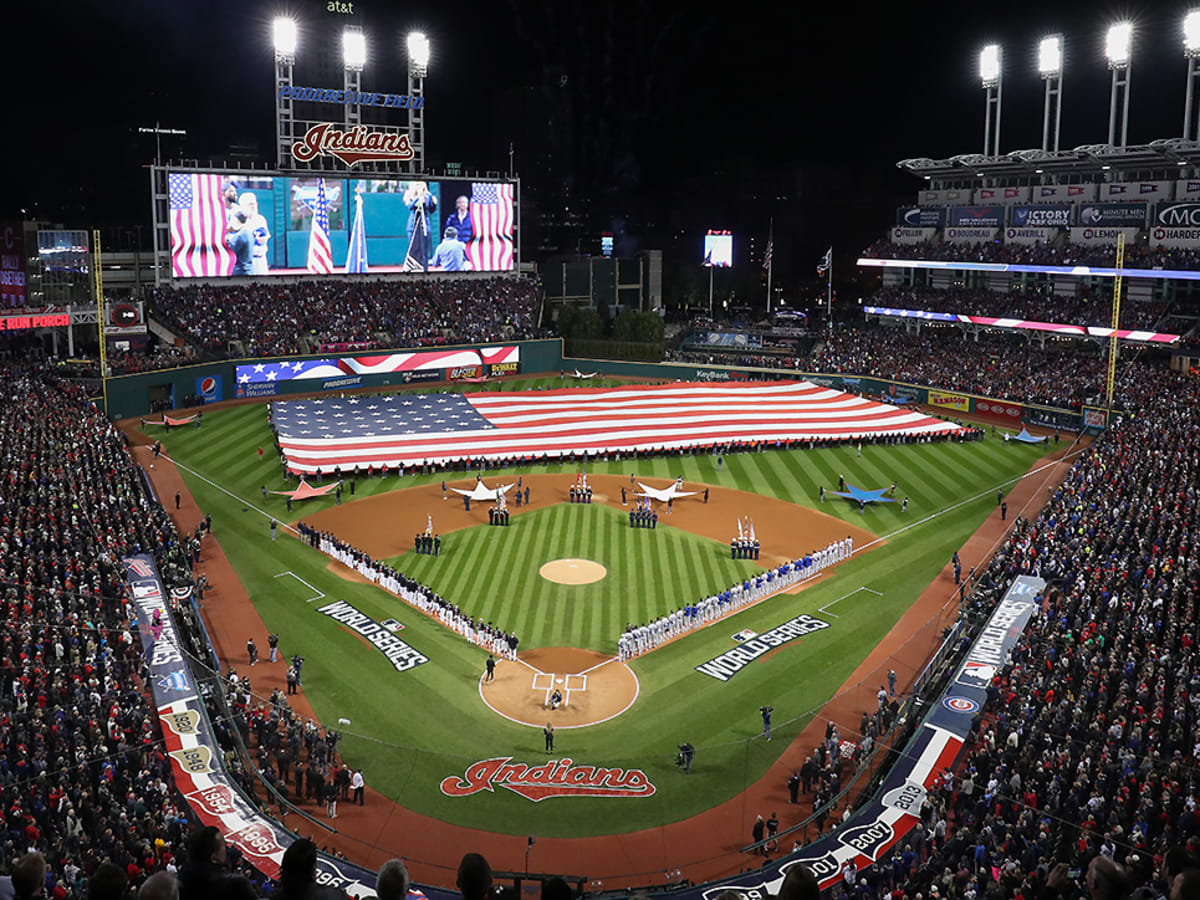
898,138 -> 1200,182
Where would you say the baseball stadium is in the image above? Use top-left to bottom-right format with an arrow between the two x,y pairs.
2,7 -> 1200,900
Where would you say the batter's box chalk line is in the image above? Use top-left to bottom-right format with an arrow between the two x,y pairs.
274,571 -> 327,604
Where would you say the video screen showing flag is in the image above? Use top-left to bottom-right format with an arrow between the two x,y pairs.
703,229 -> 733,267
166,170 -> 516,278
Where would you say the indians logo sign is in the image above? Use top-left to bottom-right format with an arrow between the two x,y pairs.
291,122 -> 415,166
440,757 -> 656,802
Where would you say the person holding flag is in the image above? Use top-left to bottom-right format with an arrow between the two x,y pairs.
345,184 -> 369,274
306,178 -> 333,274
403,181 -> 437,272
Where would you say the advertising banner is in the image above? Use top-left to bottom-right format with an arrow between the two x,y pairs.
195,375 -> 223,404
1,222 -> 27,307
1033,184 -> 1097,202
975,186 -> 1029,205
944,227 -> 997,243
488,361 -> 520,376
974,398 -> 1022,422
121,555 -> 393,900
1154,202 -> 1200,227
1068,226 -> 1140,246
1010,205 -> 1072,228
918,188 -> 970,206
235,346 -> 519,385
863,306 -> 959,323
1100,181 -> 1170,201
927,390 -> 969,412
682,576 -> 1045,900
1175,179 -> 1200,201
167,170 -> 515,277
1149,226 -> 1200,248
0,308 -> 71,332
896,207 -> 945,228
1075,202 -> 1147,227
448,365 -> 482,380
696,331 -> 763,349
948,206 -> 1005,228
890,226 -> 935,245
1004,227 -> 1057,245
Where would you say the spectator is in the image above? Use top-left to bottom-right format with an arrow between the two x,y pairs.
456,854 -> 493,900
375,861 -> 409,900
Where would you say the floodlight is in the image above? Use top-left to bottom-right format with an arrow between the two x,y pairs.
1185,10 -> 1200,56
273,17 -> 297,59
1039,35 -> 1062,76
343,28 -> 366,70
407,31 -> 430,74
980,44 -> 1001,85
1106,22 -> 1132,67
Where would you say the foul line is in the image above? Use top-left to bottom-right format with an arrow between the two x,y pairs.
163,453 -> 301,536
818,586 -> 883,619
273,571 -> 326,604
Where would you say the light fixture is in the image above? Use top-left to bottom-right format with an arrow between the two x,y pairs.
407,31 -> 430,75
1186,10 -> 1200,56
273,17 -> 297,59
343,28 -> 366,70
980,44 -> 1001,85
1106,22 -> 1133,68
1038,35 -> 1062,76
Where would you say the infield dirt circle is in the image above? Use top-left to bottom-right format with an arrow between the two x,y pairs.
481,647 -> 639,728
538,558 -> 608,585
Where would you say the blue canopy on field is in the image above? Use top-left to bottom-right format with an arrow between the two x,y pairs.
827,484 -> 897,504
1012,428 -> 1047,444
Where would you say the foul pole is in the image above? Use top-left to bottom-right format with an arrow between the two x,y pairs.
1105,232 -> 1125,411
92,229 -> 108,414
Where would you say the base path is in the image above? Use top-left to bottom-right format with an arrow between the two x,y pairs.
132,423 -> 1080,892
304,473 -> 877,568
482,648 -> 639,729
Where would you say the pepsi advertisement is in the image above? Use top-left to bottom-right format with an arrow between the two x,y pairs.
196,375 -> 223,404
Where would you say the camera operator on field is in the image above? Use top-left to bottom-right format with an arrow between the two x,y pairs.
676,742 -> 695,774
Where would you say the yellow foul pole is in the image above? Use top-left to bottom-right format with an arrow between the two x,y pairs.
1105,232 -> 1125,412
92,229 -> 108,415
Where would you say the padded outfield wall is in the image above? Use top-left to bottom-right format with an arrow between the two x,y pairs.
101,338 -> 1105,433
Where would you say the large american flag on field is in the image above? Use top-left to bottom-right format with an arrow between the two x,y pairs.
169,173 -> 234,278
306,178 -> 334,274
465,182 -> 514,271
274,381 -> 965,473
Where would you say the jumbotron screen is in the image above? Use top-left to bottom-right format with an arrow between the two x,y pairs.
703,229 -> 733,267
167,171 -> 515,278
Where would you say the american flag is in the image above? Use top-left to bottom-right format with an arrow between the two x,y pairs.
306,178 -> 333,274
762,239 -> 773,272
169,173 -> 233,278
465,182 -> 514,271
817,247 -> 832,276
274,381 -> 965,473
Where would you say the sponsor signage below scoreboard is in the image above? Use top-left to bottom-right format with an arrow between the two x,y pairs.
449,365 -> 482,380
896,207 -> 945,228
943,227 -> 997,243
1075,203 -> 1147,227
890,226 -> 936,245
974,398 -> 1022,421
489,361 -> 519,376
1150,226 -> 1200,248
1004,227 -> 1056,245
927,390 -> 969,413
1068,226 -> 1139,246
1010,204 -> 1071,228
948,206 -> 1005,228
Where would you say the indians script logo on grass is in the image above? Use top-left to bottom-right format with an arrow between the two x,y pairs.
291,123 -> 415,166
440,757 -> 657,802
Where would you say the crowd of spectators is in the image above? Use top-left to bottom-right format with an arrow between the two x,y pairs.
797,366 -> 1200,900
863,237 -> 1200,271
148,277 -> 545,359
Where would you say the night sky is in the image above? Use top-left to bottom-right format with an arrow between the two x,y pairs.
3,0 -> 1188,300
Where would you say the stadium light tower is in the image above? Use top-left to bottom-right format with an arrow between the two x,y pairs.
343,26 -> 366,135
406,31 -> 429,174
1106,22 -> 1133,147
273,16 -> 298,169
1039,35 -> 1063,152
979,44 -> 1003,157
1184,11 -> 1200,140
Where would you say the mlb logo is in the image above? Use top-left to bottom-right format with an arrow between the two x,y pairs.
732,629 -> 758,642
956,660 -> 997,688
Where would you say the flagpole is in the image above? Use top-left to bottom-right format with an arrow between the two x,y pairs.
826,246 -> 833,330
765,217 -> 773,315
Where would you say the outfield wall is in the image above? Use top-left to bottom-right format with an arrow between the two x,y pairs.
102,339 -> 1103,433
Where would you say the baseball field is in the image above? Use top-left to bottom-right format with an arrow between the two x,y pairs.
142,375 -> 1056,854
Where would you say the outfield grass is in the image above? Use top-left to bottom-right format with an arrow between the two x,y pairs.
158,378 -> 1051,836
392,503 -> 761,651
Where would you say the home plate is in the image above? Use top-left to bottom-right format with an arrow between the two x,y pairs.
556,678 -> 563,684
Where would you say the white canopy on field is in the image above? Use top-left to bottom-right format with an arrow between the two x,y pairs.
449,481 -> 516,502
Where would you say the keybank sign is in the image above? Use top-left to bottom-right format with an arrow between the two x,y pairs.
1156,202 -> 1200,227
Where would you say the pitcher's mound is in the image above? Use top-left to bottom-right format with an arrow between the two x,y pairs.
480,647 -> 639,729
539,558 -> 607,585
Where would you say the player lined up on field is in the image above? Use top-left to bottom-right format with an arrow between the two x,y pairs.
617,535 -> 854,660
